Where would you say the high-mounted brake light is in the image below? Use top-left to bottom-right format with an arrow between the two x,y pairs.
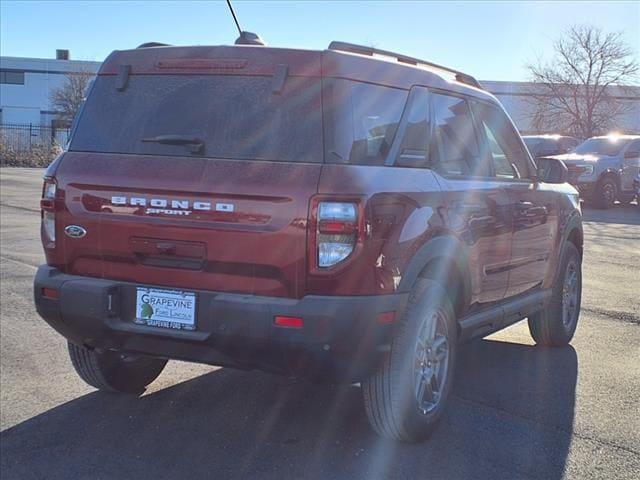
41,178 -> 57,247
316,202 -> 358,268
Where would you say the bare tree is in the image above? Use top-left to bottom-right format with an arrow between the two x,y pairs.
526,25 -> 638,138
50,68 -> 94,125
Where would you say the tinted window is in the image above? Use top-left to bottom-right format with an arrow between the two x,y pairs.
625,140 -> 640,153
574,138 -> 627,156
472,101 -> 531,179
537,139 -> 562,157
523,137 -> 542,153
560,137 -> 579,153
70,75 -> 322,162
0,70 -> 25,85
430,93 -> 485,176
324,79 -> 407,165
393,87 -> 431,167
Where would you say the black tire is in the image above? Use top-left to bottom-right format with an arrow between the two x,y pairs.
68,342 -> 167,393
528,242 -> 582,346
594,177 -> 617,209
362,279 -> 457,442
617,194 -> 635,206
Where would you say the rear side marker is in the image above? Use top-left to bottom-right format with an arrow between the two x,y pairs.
274,316 -> 303,329
42,287 -> 59,299
377,311 -> 396,325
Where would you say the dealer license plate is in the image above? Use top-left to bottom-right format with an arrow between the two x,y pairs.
135,287 -> 196,330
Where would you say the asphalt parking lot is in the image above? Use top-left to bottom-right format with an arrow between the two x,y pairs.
0,167 -> 638,479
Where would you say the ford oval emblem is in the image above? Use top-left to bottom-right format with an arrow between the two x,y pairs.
64,225 -> 87,238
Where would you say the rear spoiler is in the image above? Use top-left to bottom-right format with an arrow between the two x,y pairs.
328,41 -> 482,90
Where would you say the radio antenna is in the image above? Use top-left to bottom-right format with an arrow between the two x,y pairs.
226,0 -> 243,36
225,0 -> 267,46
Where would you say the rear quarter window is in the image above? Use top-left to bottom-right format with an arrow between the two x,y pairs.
323,79 -> 408,165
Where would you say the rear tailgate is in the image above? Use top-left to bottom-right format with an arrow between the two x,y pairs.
52,46 -> 323,298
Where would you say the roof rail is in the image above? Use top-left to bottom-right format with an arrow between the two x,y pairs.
327,41 -> 482,90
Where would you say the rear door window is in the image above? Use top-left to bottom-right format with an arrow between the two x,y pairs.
429,93 -> 488,177
471,101 -> 532,179
323,79 -> 408,165
70,74 -> 323,163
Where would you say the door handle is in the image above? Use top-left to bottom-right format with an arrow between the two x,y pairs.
514,201 -> 547,219
454,202 -> 485,215
515,201 -> 534,211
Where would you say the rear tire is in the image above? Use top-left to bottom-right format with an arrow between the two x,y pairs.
594,177 -> 617,209
68,342 -> 167,393
362,279 -> 457,442
528,242 -> 582,346
617,194 -> 635,206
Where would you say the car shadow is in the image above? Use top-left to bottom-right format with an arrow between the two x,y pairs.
0,340 -> 577,480
582,203 -> 640,226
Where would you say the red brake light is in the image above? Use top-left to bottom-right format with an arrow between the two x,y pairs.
41,177 -> 57,247
309,200 -> 365,271
274,316 -> 304,329
42,287 -> 59,299
318,220 -> 357,235
40,199 -> 55,211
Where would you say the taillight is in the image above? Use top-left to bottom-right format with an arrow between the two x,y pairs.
309,200 -> 365,271
41,177 -> 57,247
317,202 -> 357,267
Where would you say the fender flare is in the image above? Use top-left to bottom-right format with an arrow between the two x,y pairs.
597,169 -> 621,189
397,235 -> 473,310
552,210 -> 584,285
560,211 -> 583,250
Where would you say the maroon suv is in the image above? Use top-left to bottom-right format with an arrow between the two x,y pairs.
34,40 -> 583,442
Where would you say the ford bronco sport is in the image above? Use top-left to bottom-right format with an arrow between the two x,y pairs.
34,40 -> 583,442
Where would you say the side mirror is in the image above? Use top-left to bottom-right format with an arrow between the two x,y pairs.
536,158 -> 569,184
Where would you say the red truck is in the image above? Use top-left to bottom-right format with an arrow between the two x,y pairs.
34,40 -> 583,442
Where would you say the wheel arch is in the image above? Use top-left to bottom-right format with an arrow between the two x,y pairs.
397,235 -> 472,318
566,225 -> 584,259
597,169 -> 621,189
552,211 -> 584,285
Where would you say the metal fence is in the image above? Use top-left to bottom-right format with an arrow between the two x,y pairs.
0,123 -> 70,152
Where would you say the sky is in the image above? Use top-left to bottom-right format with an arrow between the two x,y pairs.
1,0 -> 638,81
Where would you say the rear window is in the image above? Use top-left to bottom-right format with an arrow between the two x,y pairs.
324,79 -> 408,165
574,138 -> 627,157
70,74 -> 323,163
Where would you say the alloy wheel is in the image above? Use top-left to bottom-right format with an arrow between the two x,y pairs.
413,310 -> 450,415
562,260 -> 580,329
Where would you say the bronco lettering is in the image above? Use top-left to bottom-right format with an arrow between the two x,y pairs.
110,196 -> 212,211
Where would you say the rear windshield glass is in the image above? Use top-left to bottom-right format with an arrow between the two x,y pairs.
324,79 -> 408,165
70,74 -> 323,163
573,138 -> 627,157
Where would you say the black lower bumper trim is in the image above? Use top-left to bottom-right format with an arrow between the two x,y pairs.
34,266 -> 408,381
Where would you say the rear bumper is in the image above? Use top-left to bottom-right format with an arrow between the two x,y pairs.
34,266 -> 408,381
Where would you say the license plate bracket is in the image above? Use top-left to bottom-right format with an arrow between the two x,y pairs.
135,287 -> 196,331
